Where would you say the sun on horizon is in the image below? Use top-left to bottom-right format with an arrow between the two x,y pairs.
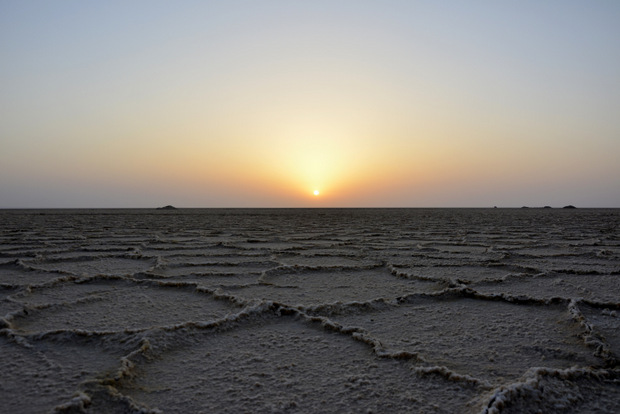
0,2 -> 618,208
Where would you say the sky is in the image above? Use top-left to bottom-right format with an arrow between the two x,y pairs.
1,1 -> 619,208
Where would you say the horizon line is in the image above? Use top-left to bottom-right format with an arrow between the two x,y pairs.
1,206 -> 616,210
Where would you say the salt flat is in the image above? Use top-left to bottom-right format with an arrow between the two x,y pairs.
0,208 -> 619,413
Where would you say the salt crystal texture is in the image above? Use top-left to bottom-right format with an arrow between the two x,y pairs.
0,208 -> 618,413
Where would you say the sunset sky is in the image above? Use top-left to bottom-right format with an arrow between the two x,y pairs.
1,1 -> 619,208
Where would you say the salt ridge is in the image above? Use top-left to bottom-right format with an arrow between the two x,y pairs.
0,208 -> 619,413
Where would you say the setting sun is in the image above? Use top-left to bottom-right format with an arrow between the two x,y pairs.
0,2 -> 618,209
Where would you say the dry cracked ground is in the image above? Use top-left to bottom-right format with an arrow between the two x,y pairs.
1,208 -> 619,413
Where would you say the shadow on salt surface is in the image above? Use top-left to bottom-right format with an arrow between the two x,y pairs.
579,304 -> 620,359
483,368 -> 620,414
1,335 -> 124,414
140,245 -> 245,258
417,244 -> 490,255
391,265 -> 531,284
10,279 -> 130,306
502,256 -> 618,275
118,314 -> 482,413
472,273 -> 620,303
149,262 -> 277,278
275,253 -> 378,268
158,254 -> 273,266
287,246 -> 363,258
232,240 -> 304,250
1,286 -> 22,316
10,281 -> 241,334
322,295 -> 601,384
25,256 -> 156,277
222,267 -> 445,307
147,274 -> 260,290
376,245 -> 506,263
384,254 -> 482,268
0,261 -> 66,286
